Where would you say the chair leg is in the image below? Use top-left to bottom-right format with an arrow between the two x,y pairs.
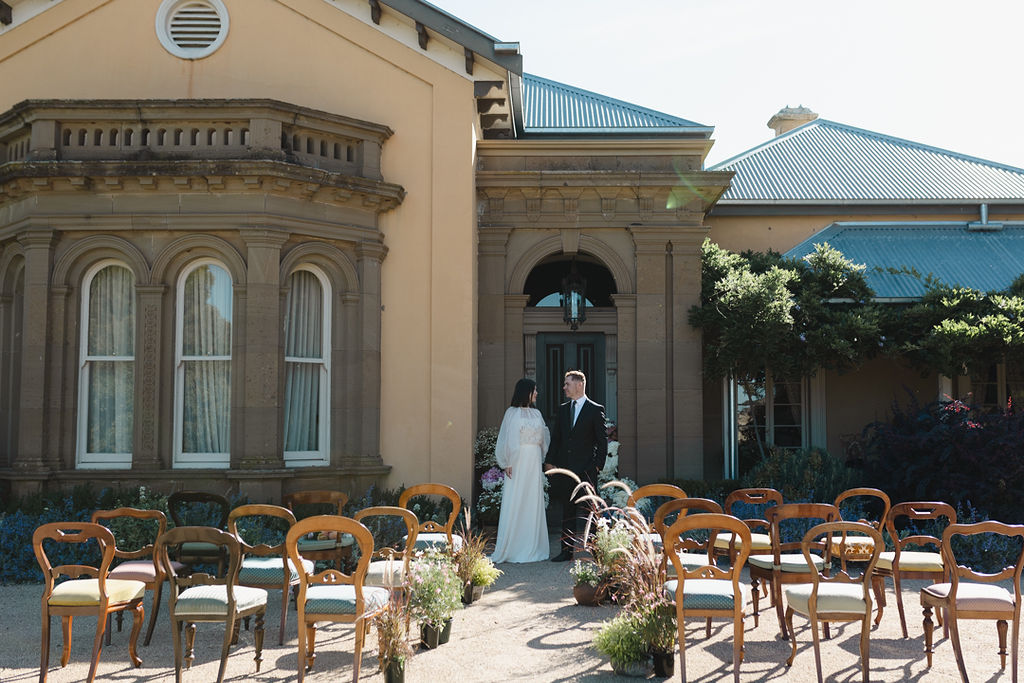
217,615 -> 234,683
86,609 -> 107,683
923,604 -> 934,667
127,603 -> 144,667
773,579 -> 789,640
705,617 -> 712,638
39,613 -> 50,683
860,613 -> 871,683
61,616 -> 73,667
998,619 -> 1009,670
254,610 -> 265,672
144,583 -> 163,646
678,620 -> 687,683
733,615 -> 743,683
307,623 -> 318,671
872,574 -> 886,626
948,611 -> 969,683
785,607 -> 798,667
810,615 -> 824,683
751,577 -> 761,627
279,586 -> 289,646
893,570 -> 909,638
353,621 -> 365,683
184,622 -> 197,670
171,619 -> 184,683
1012,615 -> 1020,683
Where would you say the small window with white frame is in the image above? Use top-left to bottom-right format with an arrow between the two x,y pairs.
723,371 -> 808,479
174,259 -> 232,467
77,261 -> 135,469
283,266 -> 330,466
966,361 -> 1024,414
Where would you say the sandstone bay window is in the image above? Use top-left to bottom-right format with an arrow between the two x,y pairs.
174,260 -> 232,467
283,267 -> 330,466
76,262 -> 135,469
723,371 -> 807,478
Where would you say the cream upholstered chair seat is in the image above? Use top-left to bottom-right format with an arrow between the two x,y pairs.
296,534 -> 354,552
922,582 -> 1016,611
173,584 -> 268,617
108,559 -> 186,583
50,578 -> 146,606
664,578 -> 752,610
365,559 -> 406,587
407,532 -> 464,552
748,553 -> 826,572
785,582 -> 870,615
876,550 -> 943,572
714,532 -> 772,552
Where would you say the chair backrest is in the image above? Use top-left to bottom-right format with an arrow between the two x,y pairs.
282,490 -> 348,518
157,526 -> 243,603
802,521 -> 883,589
664,513 -> 751,585
834,488 -> 891,530
91,507 -> 168,563
942,521 -> 1024,596
766,503 -> 841,560
353,506 -> 418,562
723,487 -> 783,532
33,521 -> 118,597
398,483 -> 461,541
885,501 -> 957,558
653,497 -> 723,541
286,516 -> 375,609
227,504 -> 297,558
168,490 -> 230,530
626,483 -> 687,509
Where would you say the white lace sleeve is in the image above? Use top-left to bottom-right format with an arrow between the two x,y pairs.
538,409 -> 551,454
494,407 -> 517,469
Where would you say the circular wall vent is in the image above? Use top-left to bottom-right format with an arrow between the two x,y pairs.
156,0 -> 229,59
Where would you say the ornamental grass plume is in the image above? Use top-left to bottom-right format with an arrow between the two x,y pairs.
372,580 -> 413,670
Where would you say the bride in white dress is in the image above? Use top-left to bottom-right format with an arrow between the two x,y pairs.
490,378 -> 551,563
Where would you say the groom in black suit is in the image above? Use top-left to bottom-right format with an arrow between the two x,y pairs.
544,370 -> 607,561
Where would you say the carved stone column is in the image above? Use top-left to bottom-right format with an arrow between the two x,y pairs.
134,285 -> 167,470
612,294 -> 637,479
238,229 -> 289,469
478,227 -> 511,430
669,226 -> 707,479
13,230 -> 53,473
356,240 -> 386,463
503,294 -> 530,414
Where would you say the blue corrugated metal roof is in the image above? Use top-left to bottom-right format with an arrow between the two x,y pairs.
784,223 -> 1024,298
711,120 -> 1024,201
522,74 -> 712,135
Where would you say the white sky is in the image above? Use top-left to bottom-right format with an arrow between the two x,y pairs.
430,0 -> 1024,168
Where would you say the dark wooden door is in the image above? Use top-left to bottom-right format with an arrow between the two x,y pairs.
536,333 -> 605,424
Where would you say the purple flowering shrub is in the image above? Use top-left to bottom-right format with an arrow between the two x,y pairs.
859,394 -> 1024,522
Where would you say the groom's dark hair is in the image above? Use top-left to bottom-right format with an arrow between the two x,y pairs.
510,378 -> 537,407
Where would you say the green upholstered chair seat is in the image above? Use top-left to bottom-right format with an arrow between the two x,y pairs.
173,585 -> 267,617
49,578 -> 146,606
748,553 -> 825,572
876,551 -> 943,572
179,541 -> 224,556
296,534 -> 354,552
365,559 -> 406,587
664,578 -> 751,610
785,583 -> 869,615
714,532 -> 771,551
238,556 -> 315,586
407,533 -> 464,552
109,559 -> 186,583
304,584 -> 389,615
921,582 -> 1015,611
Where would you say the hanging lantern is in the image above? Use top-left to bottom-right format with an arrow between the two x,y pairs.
561,261 -> 587,331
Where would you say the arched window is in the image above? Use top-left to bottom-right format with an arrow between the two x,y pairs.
77,261 -> 135,468
283,267 -> 330,465
174,260 -> 232,467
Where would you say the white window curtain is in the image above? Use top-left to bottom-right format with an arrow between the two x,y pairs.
78,263 -> 134,467
283,268 -> 329,464
176,262 -> 232,464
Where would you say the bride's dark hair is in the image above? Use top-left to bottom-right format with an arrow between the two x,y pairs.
509,378 -> 537,408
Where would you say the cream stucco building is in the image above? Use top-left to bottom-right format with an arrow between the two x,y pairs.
1,0 -> 1022,502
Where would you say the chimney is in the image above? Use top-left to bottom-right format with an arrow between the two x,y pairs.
767,105 -> 818,136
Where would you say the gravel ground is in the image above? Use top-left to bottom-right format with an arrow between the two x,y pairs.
0,533 -> 1013,682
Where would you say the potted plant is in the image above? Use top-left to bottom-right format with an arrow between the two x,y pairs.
468,555 -> 501,602
372,591 -> 413,683
453,511 -> 501,604
593,611 -> 653,677
408,548 -> 462,648
639,602 -> 677,677
569,560 -> 602,606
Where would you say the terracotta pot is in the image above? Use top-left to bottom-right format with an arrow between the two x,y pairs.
652,651 -> 675,677
384,658 -> 405,683
573,583 -> 600,606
